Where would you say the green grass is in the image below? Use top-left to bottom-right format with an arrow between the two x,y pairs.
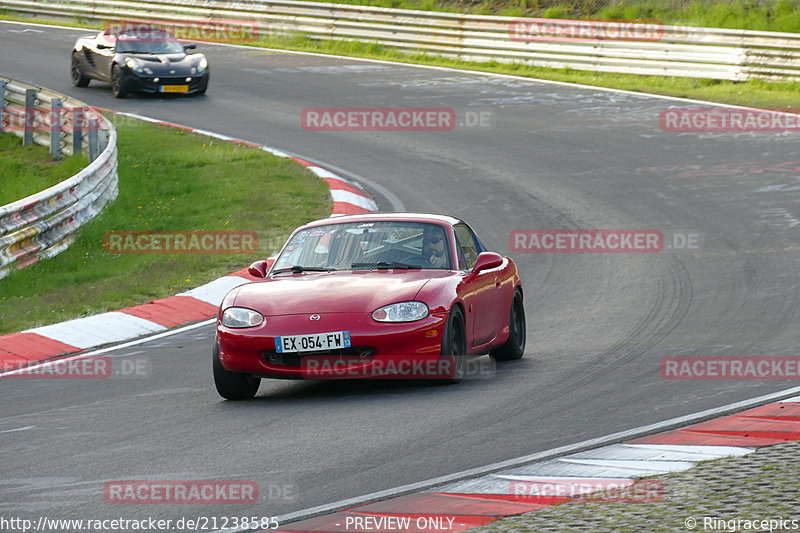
0,134 -> 89,205
0,114 -> 331,334
4,0 -> 800,32
93,0 -> 800,32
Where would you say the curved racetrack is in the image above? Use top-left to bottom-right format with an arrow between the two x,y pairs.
2,21 -> 799,524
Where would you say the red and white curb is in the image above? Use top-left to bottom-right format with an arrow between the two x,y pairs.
269,396 -> 800,532
0,112 -> 377,372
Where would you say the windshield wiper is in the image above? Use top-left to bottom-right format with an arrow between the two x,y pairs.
272,265 -> 336,274
351,261 -> 421,270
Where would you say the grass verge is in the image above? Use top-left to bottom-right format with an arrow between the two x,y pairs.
9,0 -> 800,30
0,114 -> 331,335
0,133 -> 88,205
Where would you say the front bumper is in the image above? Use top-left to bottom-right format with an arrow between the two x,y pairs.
121,70 -> 209,95
217,311 -> 455,380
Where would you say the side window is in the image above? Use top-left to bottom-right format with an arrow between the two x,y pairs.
454,224 -> 479,270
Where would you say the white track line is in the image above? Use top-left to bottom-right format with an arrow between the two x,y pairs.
0,320 -> 213,378
264,385 -> 800,528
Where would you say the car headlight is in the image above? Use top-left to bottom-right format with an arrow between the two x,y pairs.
372,301 -> 429,322
221,307 -> 264,328
125,57 -> 143,73
197,57 -> 208,72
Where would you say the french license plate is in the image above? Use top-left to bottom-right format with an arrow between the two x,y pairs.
159,85 -> 189,93
275,331 -> 351,353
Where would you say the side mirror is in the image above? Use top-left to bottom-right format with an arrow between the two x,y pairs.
248,260 -> 269,279
472,252 -> 503,275
183,43 -> 197,50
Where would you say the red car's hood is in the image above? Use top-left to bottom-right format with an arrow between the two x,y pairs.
232,270 -> 449,315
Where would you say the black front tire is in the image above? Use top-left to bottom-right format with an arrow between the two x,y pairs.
213,340 -> 260,400
197,74 -> 209,95
71,54 -> 90,87
490,289 -> 526,361
438,306 -> 467,384
111,64 -> 128,98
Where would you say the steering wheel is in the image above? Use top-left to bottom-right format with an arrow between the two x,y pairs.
396,254 -> 431,268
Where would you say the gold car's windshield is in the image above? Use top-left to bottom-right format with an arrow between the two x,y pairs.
114,31 -> 184,54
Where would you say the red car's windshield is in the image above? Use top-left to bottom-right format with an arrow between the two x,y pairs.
273,221 -> 453,271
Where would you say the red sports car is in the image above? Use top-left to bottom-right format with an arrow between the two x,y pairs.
213,213 -> 525,399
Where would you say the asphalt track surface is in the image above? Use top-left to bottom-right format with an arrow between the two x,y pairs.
2,21 -> 800,526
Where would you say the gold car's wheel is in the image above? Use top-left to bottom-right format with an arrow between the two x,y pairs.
111,64 -> 128,98
71,54 -> 90,87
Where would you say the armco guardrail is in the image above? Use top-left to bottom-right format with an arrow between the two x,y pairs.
2,0 -> 800,81
0,76 -> 118,279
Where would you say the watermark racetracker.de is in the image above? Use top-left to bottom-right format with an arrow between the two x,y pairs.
2,356 -> 150,379
509,229 -> 703,253
300,107 -> 495,131
103,480 -> 298,504
661,357 -> 800,380
660,108 -> 800,132
103,231 -> 258,254
1,106 -> 108,133
104,18 -> 260,43
297,355 -> 496,379
104,480 -> 259,504
0,106 -> 155,136
508,478 -> 663,503
0,515 -> 281,532
508,18 -> 664,42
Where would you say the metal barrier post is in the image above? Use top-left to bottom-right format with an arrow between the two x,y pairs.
0,76 -> 119,279
23,88 -> 35,145
99,129 -> 108,154
50,98 -> 62,159
95,113 -> 108,154
72,107 -> 83,155
0,80 -> 6,134
88,117 -> 98,161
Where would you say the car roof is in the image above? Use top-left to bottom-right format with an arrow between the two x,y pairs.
298,213 -> 463,230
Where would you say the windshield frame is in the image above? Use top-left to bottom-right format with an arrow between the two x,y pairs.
270,220 -> 454,274
113,31 -> 185,54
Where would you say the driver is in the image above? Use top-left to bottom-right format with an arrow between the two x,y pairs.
422,227 -> 448,268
